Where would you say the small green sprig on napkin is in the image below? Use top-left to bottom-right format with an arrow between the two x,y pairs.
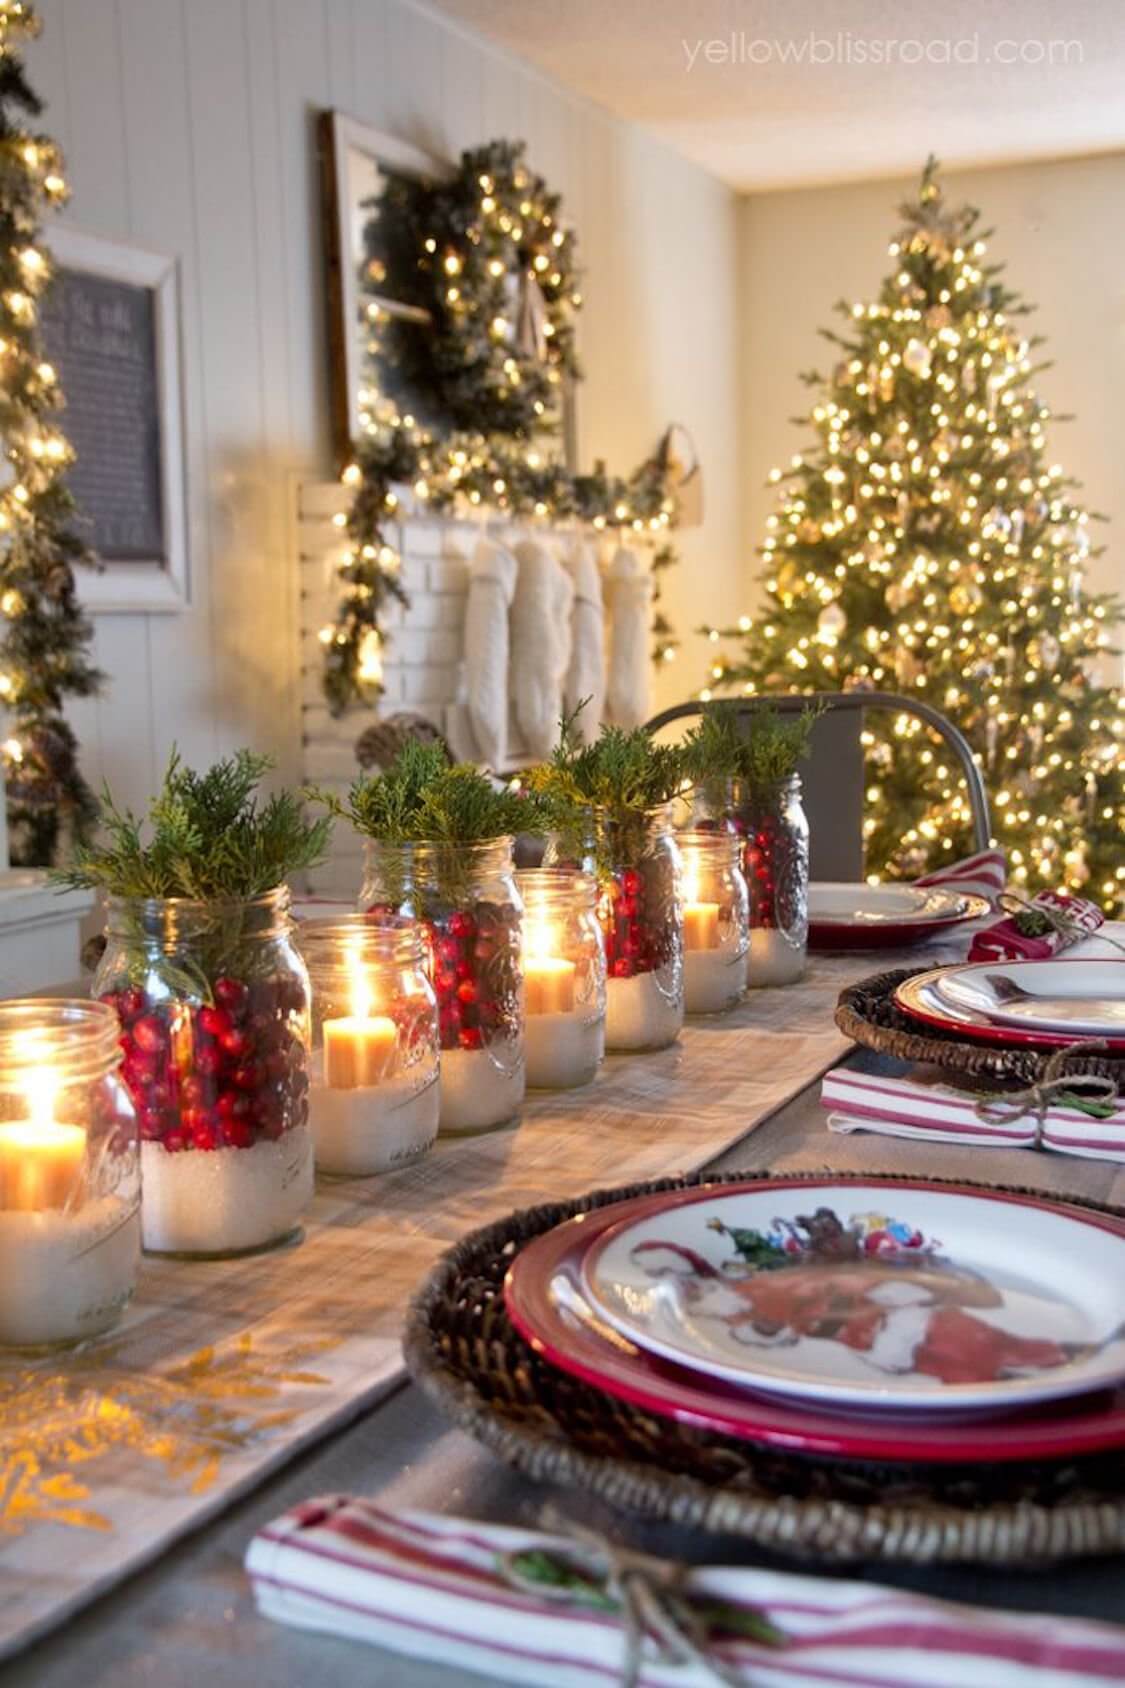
53,750 -> 332,902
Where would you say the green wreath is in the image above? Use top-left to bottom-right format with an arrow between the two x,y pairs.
417,139 -> 581,437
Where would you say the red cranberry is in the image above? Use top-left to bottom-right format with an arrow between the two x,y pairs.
138,1107 -> 168,1140
231,1062 -> 263,1092
611,958 -> 634,978
198,1004 -> 232,1039
259,1116 -> 285,1141
449,909 -> 476,940
120,987 -> 146,1022
222,1118 -> 254,1149
264,1048 -> 289,1083
435,967 -> 457,996
133,1014 -> 167,1054
456,979 -> 478,1006
621,869 -> 642,898
214,976 -> 248,1015
195,1044 -> 223,1077
249,1012 -> 284,1050
192,1122 -> 219,1151
220,1025 -> 252,1060
216,1089 -> 251,1121
179,1074 -> 212,1108
163,1130 -> 186,1154
124,1051 -> 159,1088
145,1080 -> 173,1113
458,1025 -> 483,1050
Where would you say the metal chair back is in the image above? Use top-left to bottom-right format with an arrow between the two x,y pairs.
645,691 -> 992,882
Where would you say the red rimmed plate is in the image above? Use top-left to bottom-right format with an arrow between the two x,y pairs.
896,961 -> 1125,1052
808,883 -> 990,952
504,1177 -> 1125,1465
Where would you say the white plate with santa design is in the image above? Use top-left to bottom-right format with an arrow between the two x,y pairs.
580,1180 -> 1125,1413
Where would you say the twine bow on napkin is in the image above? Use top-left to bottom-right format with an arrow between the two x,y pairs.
975,1041 -> 1119,1140
499,1510 -> 784,1688
995,891 -> 1125,955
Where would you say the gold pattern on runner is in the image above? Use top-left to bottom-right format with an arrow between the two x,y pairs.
0,1332 -> 335,1536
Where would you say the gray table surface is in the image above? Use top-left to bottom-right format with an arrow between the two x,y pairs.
5,1065 -> 1125,1686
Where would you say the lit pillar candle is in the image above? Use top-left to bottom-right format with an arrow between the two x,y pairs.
524,955 -> 576,1016
519,900 -> 600,1089
683,901 -> 720,951
323,1015 -> 396,1088
309,928 -> 439,1176
0,1117 -> 85,1211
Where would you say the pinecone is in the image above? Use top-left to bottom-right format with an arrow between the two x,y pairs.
354,712 -> 451,772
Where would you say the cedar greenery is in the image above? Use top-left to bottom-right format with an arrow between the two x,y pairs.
53,751 -> 332,901
681,702 -> 821,791
323,740 -> 542,844
527,716 -> 687,873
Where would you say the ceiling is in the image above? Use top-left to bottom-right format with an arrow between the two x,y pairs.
420,0 -> 1125,190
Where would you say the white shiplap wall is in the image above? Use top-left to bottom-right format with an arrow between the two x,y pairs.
28,0 -> 744,811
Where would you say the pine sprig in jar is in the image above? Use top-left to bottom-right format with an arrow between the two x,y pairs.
55,752 -> 331,1257
682,703 -> 818,987
530,721 -> 687,1052
321,744 -> 542,1134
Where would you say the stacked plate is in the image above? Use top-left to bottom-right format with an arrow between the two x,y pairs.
895,958 -> 1125,1051
808,883 -> 990,950
504,1176 -> 1125,1466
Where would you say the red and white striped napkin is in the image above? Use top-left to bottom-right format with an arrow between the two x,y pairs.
969,889 -> 1106,962
823,1062 -> 1125,1160
916,847 -> 1007,904
245,1497 -> 1125,1686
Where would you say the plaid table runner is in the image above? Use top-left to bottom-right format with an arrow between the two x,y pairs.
0,946 -> 948,1660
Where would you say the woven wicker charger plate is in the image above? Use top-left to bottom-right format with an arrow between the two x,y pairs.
836,967 -> 1125,1089
404,1170 -> 1125,1568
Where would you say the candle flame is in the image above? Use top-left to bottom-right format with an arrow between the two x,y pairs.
347,939 -> 374,1021
15,1031 -> 59,1130
523,908 -> 563,964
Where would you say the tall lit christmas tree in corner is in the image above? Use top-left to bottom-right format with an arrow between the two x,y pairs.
0,0 -> 100,865
708,160 -> 1124,911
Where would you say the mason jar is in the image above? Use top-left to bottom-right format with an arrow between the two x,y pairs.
360,837 -> 525,1134
94,887 -> 313,1257
683,776 -> 739,834
298,916 -> 439,1175
735,775 -> 809,987
676,831 -> 750,1015
516,869 -> 605,1088
0,999 -> 139,1348
594,807 -> 684,1052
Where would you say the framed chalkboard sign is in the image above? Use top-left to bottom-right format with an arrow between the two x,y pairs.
40,228 -> 188,613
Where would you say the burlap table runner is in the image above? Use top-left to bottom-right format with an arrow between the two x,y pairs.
0,945 -> 962,1659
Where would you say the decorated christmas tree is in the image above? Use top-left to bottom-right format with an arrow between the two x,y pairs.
0,1 -> 100,865
708,161 -> 1124,911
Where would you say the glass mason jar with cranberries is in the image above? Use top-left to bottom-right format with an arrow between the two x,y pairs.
94,887 -> 313,1257
734,774 -> 809,987
360,838 -> 525,1134
578,807 -> 684,1053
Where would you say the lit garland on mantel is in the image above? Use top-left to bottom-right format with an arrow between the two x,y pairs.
0,0 -> 101,864
322,139 -> 681,716
322,419 -> 679,715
